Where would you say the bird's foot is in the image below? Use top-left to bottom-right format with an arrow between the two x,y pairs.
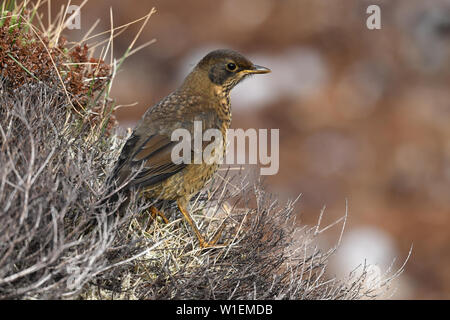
150,206 -> 169,224
198,222 -> 227,248
178,201 -> 228,249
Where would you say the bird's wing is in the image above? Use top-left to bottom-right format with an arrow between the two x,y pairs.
108,95 -> 219,190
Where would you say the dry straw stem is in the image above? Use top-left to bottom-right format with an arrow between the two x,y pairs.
82,171 -> 410,300
0,0 -> 409,300
0,0 -> 156,299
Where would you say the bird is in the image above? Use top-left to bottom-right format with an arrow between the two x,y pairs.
107,49 -> 270,248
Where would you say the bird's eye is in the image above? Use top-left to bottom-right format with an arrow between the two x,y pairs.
226,62 -> 237,72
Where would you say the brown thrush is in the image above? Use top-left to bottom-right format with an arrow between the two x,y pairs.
108,49 -> 270,247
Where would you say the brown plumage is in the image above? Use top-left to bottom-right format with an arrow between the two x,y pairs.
108,49 -> 270,247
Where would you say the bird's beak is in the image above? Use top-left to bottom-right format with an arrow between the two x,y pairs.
244,65 -> 271,74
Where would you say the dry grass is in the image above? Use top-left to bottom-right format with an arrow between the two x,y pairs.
0,1 -> 409,300
81,172 -> 409,300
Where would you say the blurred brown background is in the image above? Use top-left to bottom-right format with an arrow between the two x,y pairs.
61,0 -> 450,299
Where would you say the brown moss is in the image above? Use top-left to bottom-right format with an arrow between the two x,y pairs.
0,15 -> 115,133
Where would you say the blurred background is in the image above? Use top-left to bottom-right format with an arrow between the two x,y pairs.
61,0 -> 450,299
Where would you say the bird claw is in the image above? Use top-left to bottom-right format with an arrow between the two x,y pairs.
198,222 -> 227,248
178,201 -> 229,248
150,206 -> 169,224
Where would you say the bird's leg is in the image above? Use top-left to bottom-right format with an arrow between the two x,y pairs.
150,206 -> 169,224
177,200 -> 225,248
209,220 -> 227,245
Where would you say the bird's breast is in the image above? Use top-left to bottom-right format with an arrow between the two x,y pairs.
213,88 -> 232,122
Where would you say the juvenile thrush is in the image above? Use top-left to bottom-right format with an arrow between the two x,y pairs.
108,49 -> 270,247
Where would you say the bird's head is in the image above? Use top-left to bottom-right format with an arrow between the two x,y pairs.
182,49 -> 270,95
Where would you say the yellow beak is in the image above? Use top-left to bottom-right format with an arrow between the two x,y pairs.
244,64 -> 271,74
